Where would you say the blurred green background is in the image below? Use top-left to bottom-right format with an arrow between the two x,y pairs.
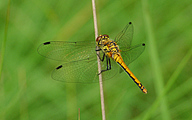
0,0 -> 192,120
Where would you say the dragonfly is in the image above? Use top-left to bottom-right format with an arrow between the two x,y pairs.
38,22 -> 147,94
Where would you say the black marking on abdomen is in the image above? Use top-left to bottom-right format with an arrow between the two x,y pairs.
117,62 -> 136,83
117,62 -> 132,78
117,61 -> 146,93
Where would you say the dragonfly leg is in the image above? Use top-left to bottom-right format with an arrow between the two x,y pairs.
95,47 -> 106,61
96,52 -> 105,62
98,57 -> 111,75
106,57 -> 111,70
95,48 -> 101,51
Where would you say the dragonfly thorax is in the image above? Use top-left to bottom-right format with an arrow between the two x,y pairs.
96,34 -> 120,59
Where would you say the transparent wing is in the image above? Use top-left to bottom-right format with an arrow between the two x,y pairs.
114,22 -> 133,48
120,43 -> 145,66
38,41 -> 119,83
51,54 -> 119,83
114,22 -> 145,73
37,41 -> 96,62
51,59 -> 99,83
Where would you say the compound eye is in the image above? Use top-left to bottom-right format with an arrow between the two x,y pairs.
103,34 -> 109,38
96,35 -> 102,42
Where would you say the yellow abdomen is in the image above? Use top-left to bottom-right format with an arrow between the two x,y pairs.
113,53 -> 147,94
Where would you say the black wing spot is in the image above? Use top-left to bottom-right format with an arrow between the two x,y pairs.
56,65 -> 63,70
44,42 -> 51,45
129,22 -> 132,24
142,43 -> 145,46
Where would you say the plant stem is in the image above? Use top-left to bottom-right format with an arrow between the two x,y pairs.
91,0 -> 106,120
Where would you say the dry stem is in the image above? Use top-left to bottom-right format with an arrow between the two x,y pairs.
91,0 -> 106,120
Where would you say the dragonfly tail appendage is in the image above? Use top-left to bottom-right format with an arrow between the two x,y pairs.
113,54 -> 147,94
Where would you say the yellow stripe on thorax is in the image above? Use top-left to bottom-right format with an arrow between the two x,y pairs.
113,53 -> 147,94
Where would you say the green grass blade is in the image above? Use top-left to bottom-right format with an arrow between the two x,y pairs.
0,0 -> 10,81
0,1 -> 10,119
141,0 -> 170,119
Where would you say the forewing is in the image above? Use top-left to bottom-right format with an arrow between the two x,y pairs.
114,22 -> 133,48
120,43 -> 145,66
37,41 -> 96,62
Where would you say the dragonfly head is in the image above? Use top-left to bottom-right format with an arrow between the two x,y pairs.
96,34 -> 109,46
